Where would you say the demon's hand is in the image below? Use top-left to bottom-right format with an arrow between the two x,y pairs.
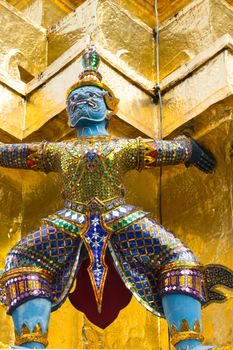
178,136 -> 215,173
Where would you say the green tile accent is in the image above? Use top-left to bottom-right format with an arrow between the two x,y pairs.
47,217 -> 80,234
112,211 -> 148,231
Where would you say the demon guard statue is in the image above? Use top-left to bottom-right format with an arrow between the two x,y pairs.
0,47 -> 233,350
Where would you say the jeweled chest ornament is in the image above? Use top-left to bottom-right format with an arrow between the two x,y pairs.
84,147 -> 101,171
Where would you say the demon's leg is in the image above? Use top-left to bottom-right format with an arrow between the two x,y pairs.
3,223 -> 80,348
110,217 -> 207,349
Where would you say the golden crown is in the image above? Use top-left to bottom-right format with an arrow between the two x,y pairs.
66,46 -> 119,112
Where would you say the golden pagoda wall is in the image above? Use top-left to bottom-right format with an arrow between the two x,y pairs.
0,0 -> 47,77
162,112 -> 233,347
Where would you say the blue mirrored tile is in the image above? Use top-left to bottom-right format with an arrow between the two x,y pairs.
138,268 -> 144,274
136,239 -> 144,247
120,233 -> 126,240
129,241 -> 137,249
66,248 -> 72,254
58,256 -> 65,263
141,255 -> 149,263
123,263 -> 129,269
138,247 -> 146,254
72,240 -> 79,247
63,269 -> 70,277
153,246 -> 161,254
144,238 -> 151,245
147,247 -> 153,254
133,276 -> 140,282
58,240 -> 64,247
121,242 -> 128,249
135,232 -> 142,238
143,231 -> 150,237
124,254 -> 133,261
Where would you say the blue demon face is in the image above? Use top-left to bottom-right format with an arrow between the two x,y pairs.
67,86 -> 107,128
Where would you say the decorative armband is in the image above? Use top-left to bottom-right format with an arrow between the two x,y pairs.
0,142 -> 59,172
142,138 -> 192,168
4,270 -> 53,314
159,265 -> 206,303
170,320 -> 204,347
15,324 -> 48,347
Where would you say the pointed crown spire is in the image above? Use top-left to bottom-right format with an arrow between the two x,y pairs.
66,46 -> 119,112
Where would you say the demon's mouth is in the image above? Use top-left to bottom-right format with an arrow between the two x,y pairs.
70,99 -> 97,111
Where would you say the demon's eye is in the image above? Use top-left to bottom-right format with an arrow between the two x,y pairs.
89,92 -> 97,98
70,94 -> 79,102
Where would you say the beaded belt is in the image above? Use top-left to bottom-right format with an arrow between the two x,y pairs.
64,197 -> 126,214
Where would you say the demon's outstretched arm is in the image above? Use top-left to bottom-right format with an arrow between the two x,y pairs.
0,142 -> 59,173
141,136 -> 215,173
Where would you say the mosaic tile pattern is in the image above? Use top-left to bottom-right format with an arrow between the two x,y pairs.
109,217 -> 203,316
82,214 -> 111,309
3,223 -> 81,314
143,139 -> 192,168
